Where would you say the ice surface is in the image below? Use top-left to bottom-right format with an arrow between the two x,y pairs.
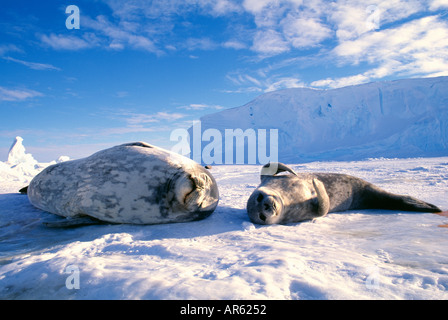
0,138 -> 447,299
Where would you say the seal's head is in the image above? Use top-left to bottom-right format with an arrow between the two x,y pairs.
247,187 -> 284,224
174,168 -> 219,218
247,163 -> 330,225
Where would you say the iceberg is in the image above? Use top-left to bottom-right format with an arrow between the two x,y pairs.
196,76 -> 448,163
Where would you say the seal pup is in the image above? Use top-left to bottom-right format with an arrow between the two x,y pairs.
25,142 -> 219,227
247,162 -> 442,225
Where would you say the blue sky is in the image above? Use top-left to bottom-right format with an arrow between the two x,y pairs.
1,0 -> 447,161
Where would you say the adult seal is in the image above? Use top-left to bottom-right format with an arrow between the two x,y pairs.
247,162 -> 442,225
26,142 -> 219,227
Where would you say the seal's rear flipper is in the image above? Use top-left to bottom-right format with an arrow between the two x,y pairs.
363,185 -> 442,213
19,186 -> 28,194
395,195 -> 442,213
43,216 -> 105,228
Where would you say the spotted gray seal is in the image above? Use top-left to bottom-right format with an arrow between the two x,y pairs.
26,142 -> 219,227
247,162 -> 442,225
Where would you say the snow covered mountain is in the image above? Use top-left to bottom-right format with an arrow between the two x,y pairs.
194,77 -> 448,163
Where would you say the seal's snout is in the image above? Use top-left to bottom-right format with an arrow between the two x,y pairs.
247,190 -> 283,224
259,194 -> 277,216
176,172 -> 218,213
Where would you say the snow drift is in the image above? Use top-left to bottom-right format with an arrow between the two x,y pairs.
195,76 -> 448,163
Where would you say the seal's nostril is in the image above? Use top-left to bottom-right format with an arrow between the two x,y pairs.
256,193 -> 264,202
259,213 -> 266,221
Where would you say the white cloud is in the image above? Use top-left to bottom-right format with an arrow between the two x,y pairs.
128,35 -> 158,52
242,0 -> 275,14
336,15 -> 448,65
252,29 -> 289,55
244,74 -> 263,86
0,87 -> 44,102
240,0 -> 334,55
87,110 -> 189,138
40,33 -> 94,50
222,86 -> 263,94
99,126 -> 157,135
0,44 -> 21,56
3,57 -> 61,71
311,14 -> 448,88
211,0 -> 243,15
264,77 -> 305,92
103,0 -> 199,20
282,15 -> 333,48
155,112 -> 186,121
226,70 -> 305,92
109,41 -> 125,50
311,74 -> 369,89
239,0 -> 444,58
429,0 -> 448,10
330,3 -> 371,41
95,0 -> 243,54
32,0 -> 448,90
183,37 -> 218,51
180,103 -> 225,110
82,15 -> 160,54
222,40 -> 247,50
329,0 -> 426,41
123,111 -> 186,126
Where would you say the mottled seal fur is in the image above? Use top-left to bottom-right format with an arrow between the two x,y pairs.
247,162 -> 442,225
26,142 -> 219,227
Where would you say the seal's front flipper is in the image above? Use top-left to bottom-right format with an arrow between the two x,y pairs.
43,216 -> 105,228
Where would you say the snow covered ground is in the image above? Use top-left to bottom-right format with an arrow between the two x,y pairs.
0,139 -> 447,299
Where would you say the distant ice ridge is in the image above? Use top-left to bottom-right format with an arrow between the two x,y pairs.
0,136 -> 69,184
196,76 -> 448,163
7,136 -> 37,167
